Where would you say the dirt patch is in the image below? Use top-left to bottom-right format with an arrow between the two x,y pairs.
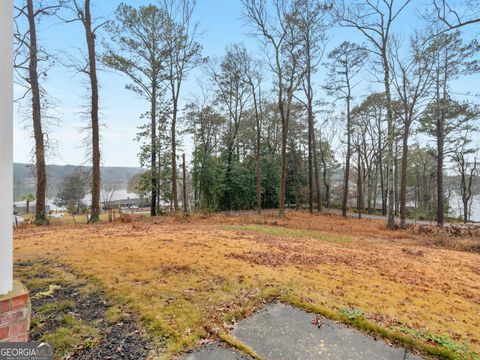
14,260 -> 153,359
70,319 -> 150,360
401,248 -> 425,256
228,250 -> 324,267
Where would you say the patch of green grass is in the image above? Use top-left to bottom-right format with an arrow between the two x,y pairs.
37,300 -> 74,315
392,324 -> 424,338
105,306 -> 128,324
340,306 -> 363,320
26,277 -> 62,291
30,317 -> 42,330
390,324 -> 480,359
427,334 -> 462,352
219,332 -> 264,360
43,314 -> 100,358
282,293 -> 466,360
224,225 -> 351,243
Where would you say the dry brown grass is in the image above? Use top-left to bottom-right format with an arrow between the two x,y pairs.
14,212 -> 480,359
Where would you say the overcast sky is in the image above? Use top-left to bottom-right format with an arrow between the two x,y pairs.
13,0 -> 480,168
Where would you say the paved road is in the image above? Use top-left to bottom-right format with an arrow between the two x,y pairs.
324,209 -> 435,225
324,209 -> 480,227
181,344 -> 249,360
182,304 -> 423,360
219,208 -> 479,227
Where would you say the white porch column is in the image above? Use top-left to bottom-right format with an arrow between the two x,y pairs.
0,0 -> 14,295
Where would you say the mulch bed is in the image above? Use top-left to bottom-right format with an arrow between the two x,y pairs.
15,260 -> 152,360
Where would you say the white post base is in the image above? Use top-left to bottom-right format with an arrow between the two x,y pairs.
0,0 -> 14,295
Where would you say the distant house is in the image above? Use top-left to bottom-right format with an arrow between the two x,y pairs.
13,201 -> 51,214
104,197 -> 144,209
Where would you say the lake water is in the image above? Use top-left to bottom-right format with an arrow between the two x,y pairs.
43,189 -> 480,222
81,188 -> 139,206
450,194 -> 480,222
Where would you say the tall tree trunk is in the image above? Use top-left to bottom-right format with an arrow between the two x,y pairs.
182,153 -> 188,214
307,102 -> 314,213
225,149 -> 233,211
312,131 -> 322,212
27,0 -> 47,225
306,52 -> 314,213
436,127 -> 444,226
436,110 -> 444,226
380,160 -> 386,215
373,163 -> 378,212
367,172 -> 372,214
378,132 -> 386,215
394,139 -> 399,216
157,135 -> 161,213
274,44 -> 288,218
320,145 -> 330,209
150,86 -> 157,217
357,150 -> 362,219
252,87 -> 262,214
436,54 -> 449,227
400,121 -> 410,226
171,100 -> 179,212
278,97 -> 288,217
84,0 -> 101,223
342,92 -> 352,217
382,50 -> 395,229
293,145 -> 300,211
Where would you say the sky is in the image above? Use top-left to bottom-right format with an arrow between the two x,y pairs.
13,0 -> 480,168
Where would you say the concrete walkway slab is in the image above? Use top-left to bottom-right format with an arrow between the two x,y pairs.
232,303 -> 423,360
181,343 -> 252,360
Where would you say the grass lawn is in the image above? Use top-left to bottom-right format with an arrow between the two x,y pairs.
13,212 -> 480,359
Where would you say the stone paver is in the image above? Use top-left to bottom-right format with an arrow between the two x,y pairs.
180,343 -> 252,360
232,303 -> 423,360
182,303 -> 424,359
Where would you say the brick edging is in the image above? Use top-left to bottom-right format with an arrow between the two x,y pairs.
0,284 -> 30,342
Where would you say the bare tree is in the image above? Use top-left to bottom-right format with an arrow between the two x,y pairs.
336,0 -> 412,229
296,0 -> 330,213
418,32 -> 479,226
14,0 -> 64,224
101,183 -> 117,210
242,0 -> 306,217
162,0 -> 203,213
453,147 -> 478,223
242,56 -> 264,213
391,34 -> 435,226
185,85 -> 224,211
324,41 -> 367,217
351,93 -> 388,215
351,115 -> 366,219
103,4 -> 169,217
62,0 -> 109,223
317,117 -> 338,209
207,44 -> 252,210
432,0 -> 480,33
